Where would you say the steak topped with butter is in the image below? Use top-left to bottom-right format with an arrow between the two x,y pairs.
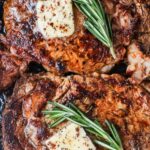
1,0 -> 150,150
2,73 -> 150,150
3,0 -> 135,75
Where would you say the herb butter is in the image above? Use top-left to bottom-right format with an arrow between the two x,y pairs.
36,0 -> 75,39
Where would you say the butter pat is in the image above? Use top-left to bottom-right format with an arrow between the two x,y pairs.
44,123 -> 96,150
36,0 -> 75,39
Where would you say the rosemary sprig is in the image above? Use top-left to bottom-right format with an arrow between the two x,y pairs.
43,102 -> 123,150
73,0 -> 116,59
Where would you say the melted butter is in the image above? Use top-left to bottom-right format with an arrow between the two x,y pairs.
43,123 -> 96,150
36,0 -> 75,39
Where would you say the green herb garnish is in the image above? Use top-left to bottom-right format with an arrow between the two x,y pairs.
43,102 -> 123,150
73,0 -> 116,58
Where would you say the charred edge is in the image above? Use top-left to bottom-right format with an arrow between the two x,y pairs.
2,111 -> 23,150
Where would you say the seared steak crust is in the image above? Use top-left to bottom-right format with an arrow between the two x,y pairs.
103,0 -> 150,54
134,0 -> 150,55
3,0 -> 134,74
1,0 -> 150,150
2,73 -> 150,150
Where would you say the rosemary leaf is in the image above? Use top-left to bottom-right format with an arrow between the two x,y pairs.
43,102 -> 123,150
73,0 -> 116,59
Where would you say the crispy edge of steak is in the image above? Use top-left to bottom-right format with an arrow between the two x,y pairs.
0,50 -> 27,91
2,73 -> 150,150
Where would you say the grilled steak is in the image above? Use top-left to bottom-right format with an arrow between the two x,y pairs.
1,0 -> 150,150
4,0 -> 141,75
134,0 -> 150,55
0,50 -> 27,91
2,73 -> 150,150
104,0 -> 150,83
103,0 -> 150,53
